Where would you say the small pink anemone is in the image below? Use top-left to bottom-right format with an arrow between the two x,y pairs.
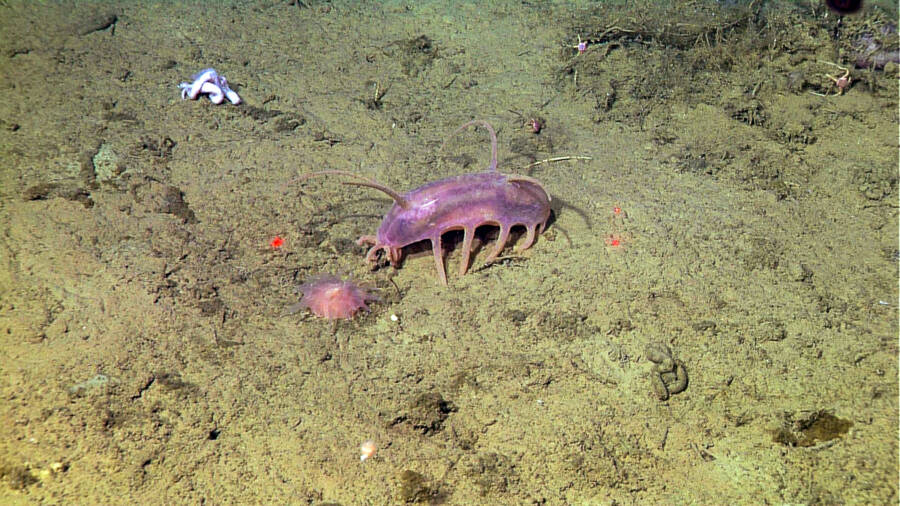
294,274 -> 377,320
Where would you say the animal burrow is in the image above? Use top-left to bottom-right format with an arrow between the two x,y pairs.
390,392 -> 457,435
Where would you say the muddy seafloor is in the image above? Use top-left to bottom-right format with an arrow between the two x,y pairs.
1,0 -> 897,504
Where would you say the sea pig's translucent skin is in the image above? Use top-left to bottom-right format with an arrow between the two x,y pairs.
360,170 -> 550,285
310,120 -> 552,285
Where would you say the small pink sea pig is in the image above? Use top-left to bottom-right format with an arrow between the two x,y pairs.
291,274 -> 377,320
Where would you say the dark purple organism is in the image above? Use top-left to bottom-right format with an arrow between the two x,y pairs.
303,120 -> 552,285
825,0 -> 863,15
